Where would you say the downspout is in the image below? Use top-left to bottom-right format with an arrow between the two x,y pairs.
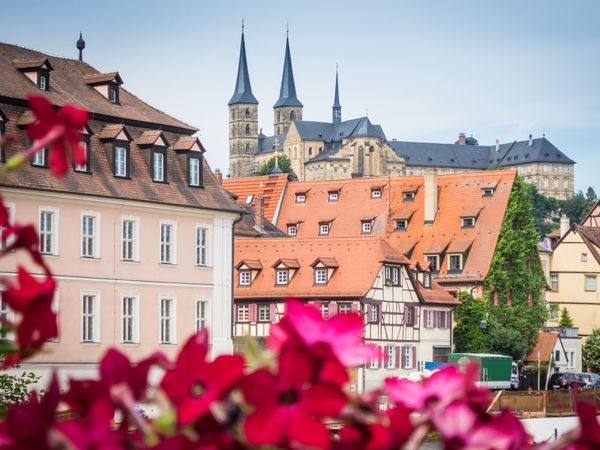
231,211 -> 244,350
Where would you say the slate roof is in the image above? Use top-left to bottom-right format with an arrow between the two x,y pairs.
273,37 -> 302,108
257,133 -> 287,154
0,43 -> 197,132
234,204 -> 287,238
228,32 -> 258,105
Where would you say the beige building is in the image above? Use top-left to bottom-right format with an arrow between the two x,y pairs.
227,31 -> 575,200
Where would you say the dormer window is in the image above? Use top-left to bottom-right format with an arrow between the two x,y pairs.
315,268 -> 327,285
32,147 -> 47,167
425,255 -> 440,272
395,219 -> 407,231
361,220 -> 373,234
311,257 -> 338,286
152,150 -> 166,182
423,272 -> 432,288
296,193 -> 306,203
239,270 -> 251,286
75,129 -> 91,172
276,269 -> 289,285
39,74 -> 48,91
189,157 -> 201,187
114,145 -> 129,177
272,259 -> 300,287
109,86 -> 119,104
83,72 -> 123,104
319,222 -> 330,235
384,266 -> 401,286
14,58 -> 54,91
482,188 -> 494,197
371,188 -> 382,199
287,224 -> 297,236
235,260 -> 262,287
461,217 -> 476,228
403,191 -> 415,202
98,124 -> 132,178
329,192 -> 339,202
448,254 -> 463,272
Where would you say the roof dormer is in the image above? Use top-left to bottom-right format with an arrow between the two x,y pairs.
235,260 -> 262,287
98,124 -> 132,178
272,259 -> 300,286
311,257 -> 339,286
137,131 -> 170,183
173,137 -> 205,188
14,57 -> 53,91
83,72 -> 123,104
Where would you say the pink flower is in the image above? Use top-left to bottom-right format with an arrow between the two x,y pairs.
24,95 -> 89,176
565,401 -> 600,450
268,299 -> 378,368
160,329 -> 245,426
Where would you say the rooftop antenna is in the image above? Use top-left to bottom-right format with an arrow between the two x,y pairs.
286,23 -> 289,37
76,32 -> 85,62
241,19 -> 244,32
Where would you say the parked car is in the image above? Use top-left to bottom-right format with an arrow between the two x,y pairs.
547,372 -> 586,390
577,372 -> 600,388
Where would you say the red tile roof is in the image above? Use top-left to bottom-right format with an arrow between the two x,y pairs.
525,331 -> 559,362
418,279 -> 460,305
223,174 -> 289,222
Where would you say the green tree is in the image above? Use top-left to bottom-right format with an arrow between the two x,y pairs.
586,186 -> 597,204
487,327 -> 528,361
256,155 -> 292,176
522,183 -> 559,237
560,191 -> 592,224
453,292 -> 489,353
582,329 -> 600,373
558,307 -> 574,328
0,370 -> 39,416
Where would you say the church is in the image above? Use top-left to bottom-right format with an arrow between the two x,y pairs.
227,30 -> 575,200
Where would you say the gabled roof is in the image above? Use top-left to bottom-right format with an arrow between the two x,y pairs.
574,225 -> 600,265
97,124 -> 131,141
172,136 -> 204,152
83,71 -> 123,86
258,133 -> 287,154
13,57 -> 53,71
417,279 -> 460,305
525,331 -> 563,362
235,259 -> 263,270
228,32 -> 258,105
223,174 -> 289,223
136,130 -> 168,147
273,36 -> 302,108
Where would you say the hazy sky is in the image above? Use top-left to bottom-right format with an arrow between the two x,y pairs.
2,1 -> 599,192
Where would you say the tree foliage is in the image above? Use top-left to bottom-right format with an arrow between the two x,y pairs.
558,307 -> 574,328
453,292 -> 488,354
582,329 -> 600,373
256,155 -> 292,176
0,370 -> 39,416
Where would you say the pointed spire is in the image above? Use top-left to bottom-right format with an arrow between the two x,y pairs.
332,64 -> 341,124
76,32 -> 85,62
228,24 -> 258,105
274,32 -> 303,108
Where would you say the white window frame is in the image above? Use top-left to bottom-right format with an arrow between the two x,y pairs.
550,273 -> 559,292
39,206 -> 59,255
115,145 -> 127,177
426,255 -> 439,272
582,253 -> 588,263
448,254 -> 463,271
439,311 -> 448,328
482,188 -> 494,197
395,219 -> 407,230
319,223 -> 330,235
39,74 -> 47,91
80,210 -> 100,259
276,269 -> 289,285
362,221 -> 372,234
153,152 -> 165,182
239,270 -> 251,286
189,157 -> 201,187
426,310 -> 435,328
196,297 -> 208,331
338,303 -> 352,314
585,275 -> 597,292
371,189 -> 382,199
121,293 -> 139,344
0,295 -> 14,341
121,216 -> 140,262
159,295 -> 177,344
315,268 -> 327,284
109,87 -> 118,103
1,202 -> 15,249
403,191 -> 415,202
257,304 -> 270,322
320,303 -> 330,319
287,224 -> 297,236
461,217 -> 476,228
328,192 -> 339,202
403,346 -> 413,369
80,291 -> 100,343
423,273 -> 432,288
296,194 -> 306,203
369,304 -> 379,323
159,220 -> 177,264
75,139 -> 89,172
195,225 -> 210,266
386,346 -> 396,369
32,147 -> 46,166
369,355 -> 379,369
237,304 -> 249,322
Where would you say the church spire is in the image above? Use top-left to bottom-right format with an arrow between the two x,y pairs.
332,64 -> 341,124
273,33 -> 303,108
228,24 -> 258,105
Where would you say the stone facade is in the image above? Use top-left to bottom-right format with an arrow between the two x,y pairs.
228,103 -> 258,178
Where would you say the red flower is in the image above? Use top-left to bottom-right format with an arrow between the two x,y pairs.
0,375 -> 59,450
25,95 -> 89,176
1,266 -> 57,366
1,224 -> 45,266
160,329 -> 244,426
240,341 -> 346,450
268,300 -> 378,368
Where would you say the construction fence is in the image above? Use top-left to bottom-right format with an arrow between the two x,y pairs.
488,389 -> 600,417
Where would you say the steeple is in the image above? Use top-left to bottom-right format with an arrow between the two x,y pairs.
76,32 -> 85,62
228,25 -> 258,105
273,33 -> 302,108
332,65 -> 341,124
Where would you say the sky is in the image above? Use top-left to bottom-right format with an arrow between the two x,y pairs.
2,0 -> 599,193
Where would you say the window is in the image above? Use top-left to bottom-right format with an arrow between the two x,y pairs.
387,346 -> 396,369
1,203 -> 15,249
290,110 -> 296,121
328,192 -> 339,202
245,108 -> 251,119
276,270 -> 289,285
258,304 -> 270,322
439,311 -> 449,328
81,213 -> 99,258
555,350 -> 561,362
403,346 -> 413,369
153,152 -> 165,182
189,157 -> 201,186
582,253 -> 588,263
0,297 -> 12,340
319,223 -> 330,235
321,303 -> 330,319
461,217 -> 475,228
81,293 -> 98,343
426,255 -> 439,272
160,222 -> 175,264
39,209 -> 57,255
159,297 -> 176,344
338,303 -> 352,314
448,254 -> 462,271
32,147 -> 46,166
245,124 -> 250,135
368,304 -> 379,323
371,189 -> 382,199
196,226 -> 208,266
121,295 -> 138,343
426,310 -> 435,328
385,266 -> 400,286
362,221 -> 372,234
315,268 -> 327,285
395,219 -> 407,231
432,346 -> 450,363
75,139 -> 89,172
39,74 -> 48,91
109,86 -> 118,103
287,224 -> 297,236
550,273 -> 559,292
423,273 -> 432,288
405,306 -> 415,326
239,270 -> 251,286
114,145 -> 128,177
549,304 -> 559,320
585,275 -> 597,292
403,191 -> 415,202
296,193 -> 306,203
196,299 -> 207,331
237,304 -> 249,321
121,217 -> 138,261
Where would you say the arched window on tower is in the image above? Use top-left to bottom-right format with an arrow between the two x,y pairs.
245,108 -> 250,119
290,110 -> 296,121
277,110 -> 280,122
245,143 -> 251,154
231,110 -> 235,120
245,124 -> 250,135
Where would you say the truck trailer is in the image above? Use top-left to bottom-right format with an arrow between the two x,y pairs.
448,353 -> 518,390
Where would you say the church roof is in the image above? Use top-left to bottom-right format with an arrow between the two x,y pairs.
258,133 -> 287,154
273,36 -> 303,108
229,32 -> 258,105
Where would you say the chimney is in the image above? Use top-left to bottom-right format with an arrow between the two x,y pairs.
495,139 -> 500,152
528,134 -> 533,147
254,195 -> 265,232
560,214 -> 570,238
424,169 -> 438,224
458,133 -> 466,145
214,168 -> 223,185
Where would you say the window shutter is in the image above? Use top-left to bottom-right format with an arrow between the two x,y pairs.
378,304 -> 383,323
376,346 -> 382,369
249,304 -> 257,322
528,291 -> 533,307
492,289 -> 498,306
351,302 -> 359,314
401,347 -> 407,369
447,311 -> 452,328
414,307 -> 419,327
233,304 -> 238,322
329,302 -> 338,316
411,347 -> 416,369
435,311 -> 441,328
382,346 -> 388,369
395,346 -> 400,368
269,304 -> 278,322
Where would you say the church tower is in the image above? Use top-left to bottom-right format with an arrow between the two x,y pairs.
273,33 -> 303,135
228,26 -> 259,178
332,66 -> 341,124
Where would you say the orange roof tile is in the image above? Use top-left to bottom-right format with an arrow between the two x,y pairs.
234,237 -> 409,299
447,238 -> 474,254
525,331 -> 559,362
419,279 -> 460,305
223,174 -> 288,222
